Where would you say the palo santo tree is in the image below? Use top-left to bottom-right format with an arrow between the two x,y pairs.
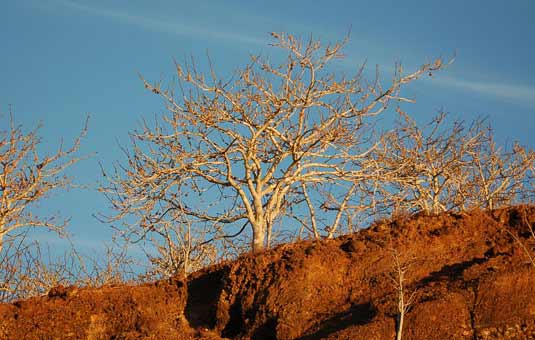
101,33 -> 445,252
464,135 -> 535,210
374,111 -> 535,214
372,111 -> 489,214
143,214 -> 219,278
390,248 -> 418,340
0,112 -> 86,254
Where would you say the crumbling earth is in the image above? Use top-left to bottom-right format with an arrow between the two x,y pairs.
2,206 -> 535,339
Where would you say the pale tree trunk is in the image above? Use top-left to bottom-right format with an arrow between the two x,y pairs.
396,293 -> 405,340
432,195 -> 441,214
431,176 -> 441,214
488,197 -> 494,210
251,223 -> 265,252
0,220 -> 4,255
395,264 -> 405,340
266,221 -> 272,249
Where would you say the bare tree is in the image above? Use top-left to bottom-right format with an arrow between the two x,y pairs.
0,112 -> 87,254
101,33 -> 445,252
0,236 -> 140,302
373,111 -> 535,215
464,135 -> 535,210
390,248 -> 417,340
143,217 -> 219,278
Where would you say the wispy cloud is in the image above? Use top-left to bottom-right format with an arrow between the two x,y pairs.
431,75 -> 535,107
341,50 -> 535,108
47,0 -> 267,46
29,1 -> 535,108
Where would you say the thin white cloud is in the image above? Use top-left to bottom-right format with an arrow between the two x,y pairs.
30,1 -> 535,108
48,0 -> 267,46
342,52 -> 535,108
431,76 -> 535,107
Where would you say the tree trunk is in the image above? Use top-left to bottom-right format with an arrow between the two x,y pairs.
0,229 -> 4,255
396,312 -> 404,340
252,224 -> 265,252
396,283 -> 405,340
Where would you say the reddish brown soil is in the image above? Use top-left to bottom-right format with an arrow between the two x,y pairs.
3,206 -> 535,339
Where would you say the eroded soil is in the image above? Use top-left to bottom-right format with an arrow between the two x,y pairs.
2,206 -> 535,339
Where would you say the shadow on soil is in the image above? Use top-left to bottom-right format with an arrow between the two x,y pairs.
185,268 -> 228,329
295,302 -> 377,340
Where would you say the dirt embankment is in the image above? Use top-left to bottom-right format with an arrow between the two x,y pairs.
2,206 -> 535,340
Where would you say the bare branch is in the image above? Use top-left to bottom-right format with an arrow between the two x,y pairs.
101,32 -> 446,254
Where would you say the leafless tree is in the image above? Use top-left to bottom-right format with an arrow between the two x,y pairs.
374,111 -> 488,214
373,111 -> 535,215
100,33 -> 446,252
390,248 -> 417,340
143,217 -> 219,278
0,111 -> 87,254
464,135 -> 535,210
0,236 -> 140,302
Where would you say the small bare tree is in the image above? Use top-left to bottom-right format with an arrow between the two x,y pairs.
101,33 -> 445,253
372,111 -> 487,214
374,111 -> 535,215
143,217 -> 219,278
464,136 -> 535,210
0,112 -> 87,254
390,248 -> 417,340
0,236 -> 140,302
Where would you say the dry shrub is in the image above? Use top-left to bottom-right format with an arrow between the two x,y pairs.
0,234 -> 141,303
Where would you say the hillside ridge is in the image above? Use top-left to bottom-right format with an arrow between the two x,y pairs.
2,206 -> 535,339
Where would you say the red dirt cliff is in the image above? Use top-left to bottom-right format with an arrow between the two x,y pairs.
2,206 -> 535,339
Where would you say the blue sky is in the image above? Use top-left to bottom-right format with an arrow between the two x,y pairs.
2,0 -> 535,253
